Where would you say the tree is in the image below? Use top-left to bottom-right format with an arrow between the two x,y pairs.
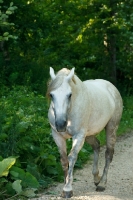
0,1 -> 17,41
1,0 -> 133,94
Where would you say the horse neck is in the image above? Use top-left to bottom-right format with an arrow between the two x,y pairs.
68,76 -> 91,124
71,76 -> 89,106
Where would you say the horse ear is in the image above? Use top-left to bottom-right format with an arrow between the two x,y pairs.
50,67 -> 56,80
66,68 -> 75,82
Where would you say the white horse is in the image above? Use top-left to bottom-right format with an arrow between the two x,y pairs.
47,67 -> 123,198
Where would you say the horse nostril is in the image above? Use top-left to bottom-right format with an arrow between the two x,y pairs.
62,120 -> 67,126
55,120 -> 67,127
55,119 -> 67,132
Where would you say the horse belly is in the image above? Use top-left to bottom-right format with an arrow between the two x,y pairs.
86,121 -> 107,136
86,107 -> 114,136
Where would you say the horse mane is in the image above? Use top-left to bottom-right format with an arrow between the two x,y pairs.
46,68 -> 76,98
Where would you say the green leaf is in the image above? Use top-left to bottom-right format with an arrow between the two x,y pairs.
10,170 -> 19,178
5,182 -> 16,195
0,133 -> 8,140
0,177 -> 8,183
6,10 -> 12,15
3,32 -> 9,37
45,154 -> 56,166
46,166 -> 58,175
9,7 -> 17,11
12,180 -> 22,194
10,166 -> 25,180
10,166 -> 39,189
22,172 -> 39,188
21,188 -> 37,198
16,121 -> 30,133
26,164 -> 40,180
3,36 -> 8,41
0,157 -> 16,177
10,2 -> 13,6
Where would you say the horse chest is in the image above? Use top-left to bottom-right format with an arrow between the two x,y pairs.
66,125 -> 73,136
60,132 -> 72,139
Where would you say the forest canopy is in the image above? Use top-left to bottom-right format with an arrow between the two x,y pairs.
0,0 -> 133,95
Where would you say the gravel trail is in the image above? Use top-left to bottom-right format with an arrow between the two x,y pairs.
31,132 -> 133,200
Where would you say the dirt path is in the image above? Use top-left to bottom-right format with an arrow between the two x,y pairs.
32,132 -> 133,200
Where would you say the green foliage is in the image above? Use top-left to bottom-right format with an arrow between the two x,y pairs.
0,1 -> 17,41
0,86 -> 62,198
117,96 -> 133,135
0,156 -> 38,199
10,166 -> 39,189
0,157 -> 16,177
0,0 -> 133,94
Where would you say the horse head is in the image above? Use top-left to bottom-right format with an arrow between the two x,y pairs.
49,67 -> 75,132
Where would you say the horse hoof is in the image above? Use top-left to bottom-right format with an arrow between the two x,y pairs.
96,185 -> 105,192
94,181 -> 100,186
61,190 -> 73,198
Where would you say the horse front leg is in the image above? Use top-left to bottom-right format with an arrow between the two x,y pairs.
51,129 -> 68,184
62,134 -> 85,198
61,152 -> 69,183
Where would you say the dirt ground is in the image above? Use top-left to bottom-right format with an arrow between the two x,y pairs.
31,132 -> 133,200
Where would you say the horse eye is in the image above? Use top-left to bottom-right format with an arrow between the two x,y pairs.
50,93 -> 53,98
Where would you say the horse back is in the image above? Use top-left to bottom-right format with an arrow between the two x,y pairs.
83,79 -> 122,104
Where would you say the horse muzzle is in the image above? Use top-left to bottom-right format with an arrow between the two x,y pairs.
55,119 -> 67,132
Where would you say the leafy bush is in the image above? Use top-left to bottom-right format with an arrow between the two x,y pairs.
0,156 -> 38,199
0,86 -> 63,198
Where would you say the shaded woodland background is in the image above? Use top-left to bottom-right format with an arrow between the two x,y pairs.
1,0 -> 133,95
0,0 -> 133,199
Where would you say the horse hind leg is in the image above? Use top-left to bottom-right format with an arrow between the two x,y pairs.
96,120 -> 118,191
85,136 -> 101,186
